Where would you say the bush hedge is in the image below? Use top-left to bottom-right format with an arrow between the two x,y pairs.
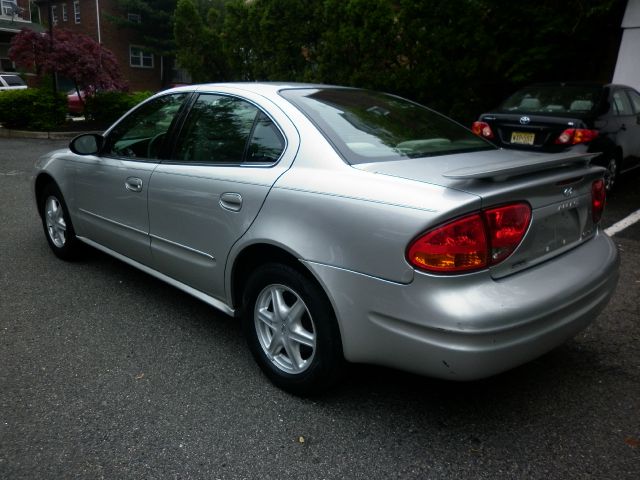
85,90 -> 153,124
0,89 -> 67,130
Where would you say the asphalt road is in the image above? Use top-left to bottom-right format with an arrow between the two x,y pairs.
1,138 -> 639,479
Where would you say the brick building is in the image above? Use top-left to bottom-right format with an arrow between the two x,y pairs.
36,0 -> 171,91
0,0 -> 45,72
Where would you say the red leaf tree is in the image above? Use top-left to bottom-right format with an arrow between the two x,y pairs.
9,28 -> 127,99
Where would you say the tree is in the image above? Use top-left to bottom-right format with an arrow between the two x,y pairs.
174,0 -> 228,82
9,28 -> 127,101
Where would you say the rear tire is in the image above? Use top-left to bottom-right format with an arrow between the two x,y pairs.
241,263 -> 344,395
40,183 -> 82,260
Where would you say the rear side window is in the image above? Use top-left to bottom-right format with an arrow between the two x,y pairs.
626,89 -> 640,114
173,93 -> 285,164
612,90 -> 632,116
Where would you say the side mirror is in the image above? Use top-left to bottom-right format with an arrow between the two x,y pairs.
69,133 -> 104,155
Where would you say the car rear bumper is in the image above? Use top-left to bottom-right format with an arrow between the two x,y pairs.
304,231 -> 619,380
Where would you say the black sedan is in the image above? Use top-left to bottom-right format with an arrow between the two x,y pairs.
472,83 -> 640,190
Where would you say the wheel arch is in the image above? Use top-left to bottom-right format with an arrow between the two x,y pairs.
34,172 -> 59,216
230,243 -> 314,311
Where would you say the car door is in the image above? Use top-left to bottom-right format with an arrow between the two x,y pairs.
73,92 -> 189,265
610,88 -> 638,173
147,92 -> 293,302
623,88 -> 640,169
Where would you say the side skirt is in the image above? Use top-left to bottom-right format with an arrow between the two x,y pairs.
77,236 -> 236,317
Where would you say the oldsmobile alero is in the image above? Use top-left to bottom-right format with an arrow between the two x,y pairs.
33,83 -> 619,394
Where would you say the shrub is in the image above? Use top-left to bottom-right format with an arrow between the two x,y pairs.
85,91 -> 153,124
0,89 -> 66,130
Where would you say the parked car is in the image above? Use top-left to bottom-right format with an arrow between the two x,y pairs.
33,83 -> 619,394
67,89 -> 86,116
472,82 -> 640,191
0,72 -> 27,91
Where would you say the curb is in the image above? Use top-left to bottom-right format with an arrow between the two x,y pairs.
0,128 -> 86,140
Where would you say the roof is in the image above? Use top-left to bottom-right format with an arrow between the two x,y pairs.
0,18 -> 46,34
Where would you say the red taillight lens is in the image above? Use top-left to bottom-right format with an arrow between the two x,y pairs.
484,203 -> 532,264
591,179 -> 606,224
471,121 -> 495,139
554,128 -> 599,145
407,203 -> 531,273
407,214 -> 488,273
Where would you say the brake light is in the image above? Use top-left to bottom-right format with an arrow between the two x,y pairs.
554,128 -> 599,145
471,121 -> 495,139
591,179 -> 606,224
407,203 -> 531,273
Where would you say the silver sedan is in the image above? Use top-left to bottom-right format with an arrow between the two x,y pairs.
33,83 -> 619,394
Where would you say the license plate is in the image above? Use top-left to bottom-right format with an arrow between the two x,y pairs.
511,131 -> 535,145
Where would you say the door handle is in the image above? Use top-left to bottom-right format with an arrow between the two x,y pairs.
125,177 -> 143,192
219,192 -> 243,212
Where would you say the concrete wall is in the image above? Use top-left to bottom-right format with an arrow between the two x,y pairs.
613,0 -> 640,90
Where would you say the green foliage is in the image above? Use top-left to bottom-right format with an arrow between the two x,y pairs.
173,0 -> 625,122
85,91 -> 153,124
174,0 -> 228,82
0,89 -> 66,130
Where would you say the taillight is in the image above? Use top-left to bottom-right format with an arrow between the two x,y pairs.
471,121 -> 495,139
554,128 -> 599,145
407,203 -> 531,274
591,179 -> 606,224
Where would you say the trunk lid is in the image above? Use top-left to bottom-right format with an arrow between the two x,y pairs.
354,149 -> 605,278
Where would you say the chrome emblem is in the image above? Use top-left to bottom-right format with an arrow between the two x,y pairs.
519,116 -> 530,125
563,187 -> 574,197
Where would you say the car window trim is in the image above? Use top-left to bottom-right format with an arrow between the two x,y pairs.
162,91 -> 288,168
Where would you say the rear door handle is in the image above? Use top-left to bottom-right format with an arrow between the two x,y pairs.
125,177 -> 143,192
219,192 -> 243,212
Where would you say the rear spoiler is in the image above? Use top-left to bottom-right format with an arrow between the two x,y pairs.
443,152 -> 599,181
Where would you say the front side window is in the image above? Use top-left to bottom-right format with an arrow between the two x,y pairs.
104,93 -> 189,160
51,5 -> 57,24
73,0 -> 80,23
130,46 -> 153,68
281,88 -> 492,164
174,94 -> 285,164
62,4 -> 67,21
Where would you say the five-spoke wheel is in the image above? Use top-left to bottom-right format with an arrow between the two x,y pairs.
242,263 -> 343,395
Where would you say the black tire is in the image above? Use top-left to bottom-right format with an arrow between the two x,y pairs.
602,155 -> 619,192
39,183 -> 82,260
241,263 -> 344,395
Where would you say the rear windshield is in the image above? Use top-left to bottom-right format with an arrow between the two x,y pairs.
498,85 -> 603,115
280,88 -> 494,164
1,75 -> 25,87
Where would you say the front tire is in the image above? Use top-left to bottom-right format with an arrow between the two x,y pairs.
241,263 -> 344,395
40,183 -> 82,260
603,155 -> 619,192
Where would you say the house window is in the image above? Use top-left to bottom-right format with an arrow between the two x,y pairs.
127,12 -> 141,23
62,4 -> 68,21
1,1 -> 17,16
73,0 -> 80,23
51,5 -> 58,24
130,46 -> 154,68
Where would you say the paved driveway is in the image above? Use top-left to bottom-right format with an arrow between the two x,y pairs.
1,138 -> 639,479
